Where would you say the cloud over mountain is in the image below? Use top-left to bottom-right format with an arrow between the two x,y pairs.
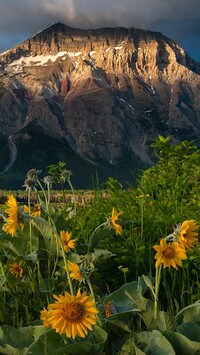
0,0 -> 200,61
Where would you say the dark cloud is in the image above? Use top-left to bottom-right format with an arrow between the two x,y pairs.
0,0 -> 200,61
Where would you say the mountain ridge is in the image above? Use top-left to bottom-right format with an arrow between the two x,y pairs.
0,22 -> 199,188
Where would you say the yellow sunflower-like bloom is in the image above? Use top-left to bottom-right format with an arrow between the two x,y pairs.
68,262 -> 83,281
23,204 -> 41,217
153,238 -> 187,269
23,205 -> 29,214
9,262 -> 23,278
60,231 -> 75,253
40,308 -> 51,328
179,220 -> 199,251
108,207 -> 123,235
31,204 -> 41,217
3,195 -> 25,237
48,289 -> 98,339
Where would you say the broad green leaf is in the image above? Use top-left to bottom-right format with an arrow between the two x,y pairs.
0,238 -> 29,257
25,326 -> 107,355
0,230 -> 38,257
100,281 -> 154,326
103,281 -> 144,306
164,330 -> 200,355
177,321 -> 200,342
24,251 -> 38,262
33,220 -> 59,257
88,229 -> 112,251
89,248 -> 115,264
117,338 -> 145,355
24,329 -> 69,355
103,286 -> 140,315
123,290 -> 154,328
0,343 -> 26,355
59,326 -> 107,355
150,311 -> 177,332
105,319 -> 131,334
137,275 -> 155,296
175,301 -> 200,324
136,330 -> 175,354
0,325 -> 47,354
124,290 -> 154,312
142,274 -> 156,300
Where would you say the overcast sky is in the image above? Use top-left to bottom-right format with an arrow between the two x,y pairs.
0,0 -> 200,62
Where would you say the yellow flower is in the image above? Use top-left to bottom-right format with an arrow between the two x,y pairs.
153,238 -> 187,269
40,308 -> 51,328
31,204 -> 41,217
48,289 -> 98,339
23,204 -> 41,217
68,262 -> 83,281
109,207 -> 123,235
179,220 -> 199,251
23,205 -> 30,214
60,231 -> 75,252
9,262 -> 23,278
3,195 -> 24,237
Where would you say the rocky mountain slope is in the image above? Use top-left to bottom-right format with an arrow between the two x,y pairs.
0,22 -> 199,188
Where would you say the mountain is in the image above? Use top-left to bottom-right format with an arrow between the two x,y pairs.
0,22 -> 199,188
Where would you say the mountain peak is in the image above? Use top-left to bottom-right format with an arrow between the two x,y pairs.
0,23 -> 199,189
27,22 -> 74,40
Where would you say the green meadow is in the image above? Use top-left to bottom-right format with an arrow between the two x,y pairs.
0,136 -> 200,354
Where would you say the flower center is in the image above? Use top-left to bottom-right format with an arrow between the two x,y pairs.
163,246 -> 174,259
33,206 -> 40,212
62,302 -> 84,323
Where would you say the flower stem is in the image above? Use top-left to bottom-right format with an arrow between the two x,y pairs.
22,213 -> 74,296
59,245 -> 74,297
67,177 -> 77,220
154,265 -> 162,320
87,222 -> 106,253
86,278 -> 102,326
28,188 -> 33,253
86,278 -> 95,301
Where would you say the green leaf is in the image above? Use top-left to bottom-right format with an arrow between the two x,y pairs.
24,329 -> 68,355
117,338 -> 145,355
89,248 -> 115,264
0,237 -> 28,257
151,311 -> 177,332
100,280 -> 155,327
164,330 -> 200,355
175,301 -> 200,324
88,229 -> 112,251
33,220 -> 59,257
25,326 -> 107,355
39,277 -> 55,293
142,274 -> 156,300
103,280 -> 148,306
0,325 -> 47,354
103,283 -> 140,314
177,321 -> 200,342
123,290 -> 155,329
0,274 -> 6,287
24,251 -> 38,262
105,319 -> 131,334
136,330 -> 176,354
0,343 -> 26,355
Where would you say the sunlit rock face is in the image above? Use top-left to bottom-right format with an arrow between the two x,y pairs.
0,22 -> 199,173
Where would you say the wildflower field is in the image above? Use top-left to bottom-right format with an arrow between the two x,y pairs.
0,136 -> 200,354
